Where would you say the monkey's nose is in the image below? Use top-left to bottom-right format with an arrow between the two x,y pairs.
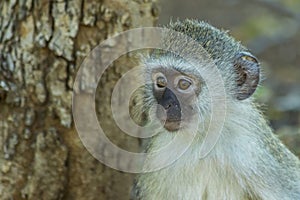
159,88 -> 181,111
162,99 -> 178,110
156,88 -> 181,122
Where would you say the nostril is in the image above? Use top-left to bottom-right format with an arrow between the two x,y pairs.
165,103 -> 172,110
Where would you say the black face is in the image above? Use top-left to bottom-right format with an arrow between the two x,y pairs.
151,68 -> 201,132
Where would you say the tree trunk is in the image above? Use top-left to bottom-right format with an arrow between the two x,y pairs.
0,0 -> 158,199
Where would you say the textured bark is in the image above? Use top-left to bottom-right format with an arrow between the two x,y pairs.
0,0 -> 158,199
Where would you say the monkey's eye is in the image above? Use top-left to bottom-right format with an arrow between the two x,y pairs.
178,79 -> 191,90
156,76 -> 167,88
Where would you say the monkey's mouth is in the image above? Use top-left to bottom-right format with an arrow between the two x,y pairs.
156,105 -> 182,132
161,119 -> 181,132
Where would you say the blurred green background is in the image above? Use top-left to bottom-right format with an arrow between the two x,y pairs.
158,0 -> 300,156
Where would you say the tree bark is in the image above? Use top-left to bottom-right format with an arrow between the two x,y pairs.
0,0 -> 158,199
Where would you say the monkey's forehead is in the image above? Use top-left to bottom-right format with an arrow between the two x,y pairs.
142,51 -> 210,79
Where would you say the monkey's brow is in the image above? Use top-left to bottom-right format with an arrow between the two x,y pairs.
171,66 -> 204,82
150,65 -> 195,76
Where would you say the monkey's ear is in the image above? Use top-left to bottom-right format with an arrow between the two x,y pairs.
234,52 -> 260,100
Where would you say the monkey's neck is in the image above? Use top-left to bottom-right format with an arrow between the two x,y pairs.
138,103 -> 283,200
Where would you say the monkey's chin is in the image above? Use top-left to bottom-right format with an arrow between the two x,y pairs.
162,120 -> 181,132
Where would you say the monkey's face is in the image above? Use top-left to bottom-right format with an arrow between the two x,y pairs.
151,67 -> 201,132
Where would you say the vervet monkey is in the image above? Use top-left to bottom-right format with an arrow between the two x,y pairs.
131,20 -> 300,200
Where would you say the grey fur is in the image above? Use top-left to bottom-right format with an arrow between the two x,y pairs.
133,20 -> 300,200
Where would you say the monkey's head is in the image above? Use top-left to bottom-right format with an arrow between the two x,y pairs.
142,20 -> 260,133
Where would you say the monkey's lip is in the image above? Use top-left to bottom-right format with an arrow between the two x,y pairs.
161,119 -> 181,132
